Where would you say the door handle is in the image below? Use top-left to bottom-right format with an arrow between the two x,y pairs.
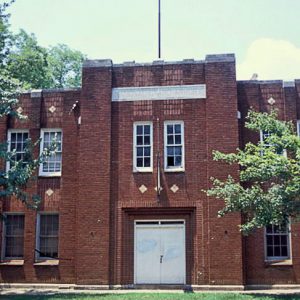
160,255 -> 163,263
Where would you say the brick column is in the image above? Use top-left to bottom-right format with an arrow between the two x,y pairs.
204,54 -> 243,285
76,60 -> 112,284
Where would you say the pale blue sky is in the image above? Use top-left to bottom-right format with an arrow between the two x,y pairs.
7,0 -> 300,80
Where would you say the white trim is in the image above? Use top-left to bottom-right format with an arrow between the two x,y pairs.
297,120 -> 300,137
134,219 -> 186,285
39,128 -> 62,177
36,212 -> 59,261
164,121 -> 185,172
133,122 -> 153,172
264,223 -> 292,261
6,129 -> 30,172
1,212 -> 25,260
112,84 -> 206,102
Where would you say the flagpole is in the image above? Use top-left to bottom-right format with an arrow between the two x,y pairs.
158,0 -> 161,58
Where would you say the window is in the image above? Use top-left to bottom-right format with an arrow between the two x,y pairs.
2,214 -> 24,259
260,130 -> 285,156
297,120 -> 300,137
265,223 -> 291,261
133,122 -> 153,172
260,130 -> 272,147
39,129 -> 62,176
6,130 -> 29,170
164,121 -> 184,171
36,213 -> 59,260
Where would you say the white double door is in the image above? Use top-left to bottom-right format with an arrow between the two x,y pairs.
134,221 -> 186,284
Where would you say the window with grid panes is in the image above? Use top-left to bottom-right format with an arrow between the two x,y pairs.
39,129 -> 62,176
134,122 -> 152,171
164,121 -> 184,171
265,223 -> 290,260
37,214 -> 59,259
2,214 -> 24,259
7,130 -> 29,170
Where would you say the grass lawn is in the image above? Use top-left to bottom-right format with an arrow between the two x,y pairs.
2,293 -> 300,300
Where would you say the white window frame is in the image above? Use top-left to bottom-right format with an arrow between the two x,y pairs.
164,120 -> 185,172
6,129 -> 30,171
260,130 -> 286,157
297,120 -> 300,137
1,212 -> 25,260
35,212 -> 59,261
264,223 -> 292,261
133,122 -> 153,172
39,128 -> 62,177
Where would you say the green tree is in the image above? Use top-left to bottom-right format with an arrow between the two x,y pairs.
205,110 -> 300,234
0,0 -> 14,66
6,29 -> 52,89
48,44 -> 86,88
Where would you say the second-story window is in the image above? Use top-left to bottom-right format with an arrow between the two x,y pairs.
39,129 -> 62,176
164,121 -> 184,171
6,130 -> 29,170
133,122 -> 153,172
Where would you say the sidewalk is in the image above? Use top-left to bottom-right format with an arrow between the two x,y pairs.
2,284 -> 300,296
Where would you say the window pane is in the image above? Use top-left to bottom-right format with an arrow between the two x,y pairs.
144,136 -> 150,145
274,246 -> 281,256
167,125 -> 173,134
175,124 -> 181,133
137,136 -> 143,145
281,246 -> 288,257
144,147 -> 150,156
175,135 -> 181,144
167,146 -> 174,156
174,146 -> 182,155
280,235 -> 287,246
137,125 -> 143,135
137,147 -> 143,157
167,135 -> 174,145
266,235 -> 273,245
267,246 -> 273,257
144,125 -> 150,135
175,156 -> 182,166
167,156 -> 174,166
144,157 -> 150,167
137,158 -> 143,167
274,235 -> 280,245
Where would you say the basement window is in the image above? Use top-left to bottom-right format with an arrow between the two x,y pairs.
36,213 -> 59,260
265,223 -> 291,261
2,213 -> 25,260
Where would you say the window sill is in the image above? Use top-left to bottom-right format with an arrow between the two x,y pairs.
133,168 -> 153,173
164,168 -> 185,173
39,174 -> 61,178
265,259 -> 292,266
34,260 -> 59,266
0,260 -> 24,266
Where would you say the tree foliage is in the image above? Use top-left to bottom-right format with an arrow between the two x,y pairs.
205,110 -> 300,234
48,44 -> 86,88
7,29 -> 52,89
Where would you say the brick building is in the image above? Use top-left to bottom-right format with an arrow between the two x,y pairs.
0,53 -> 300,288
